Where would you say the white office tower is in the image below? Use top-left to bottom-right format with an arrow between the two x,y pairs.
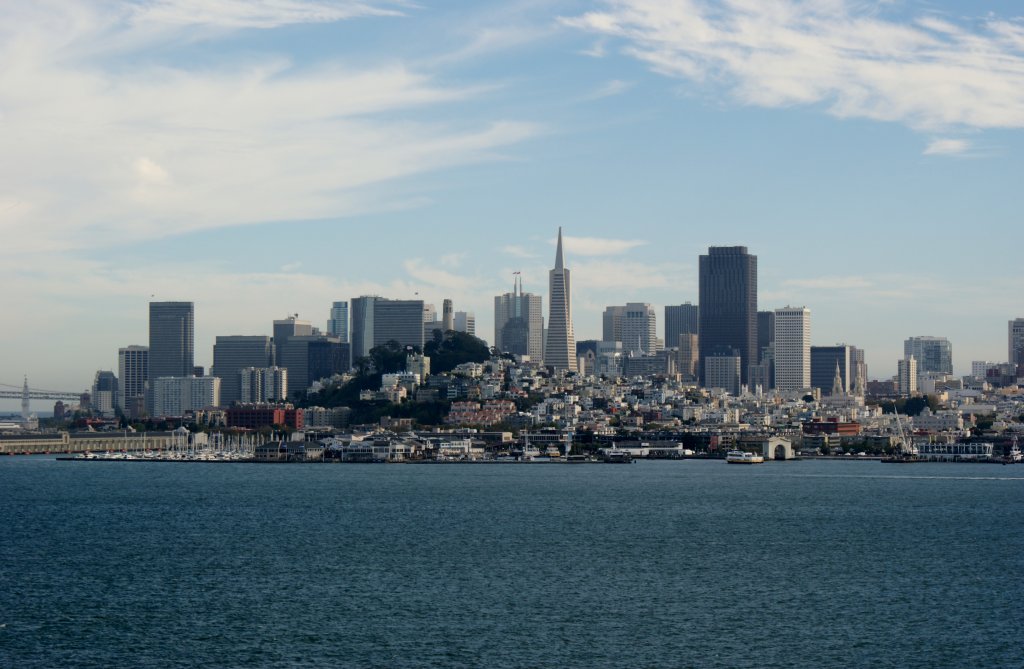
118,345 -> 149,412
239,367 -> 288,403
603,303 -> 657,355
153,376 -> 221,417
453,311 -> 476,337
898,356 -> 918,395
774,306 -> 811,392
545,227 -> 577,372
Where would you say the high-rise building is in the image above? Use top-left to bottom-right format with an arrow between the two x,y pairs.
704,349 -> 742,396
276,335 -> 350,397
149,302 -> 194,412
118,345 -> 148,413
239,366 -> 288,403
211,336 -> 275,407
1010,318 -> 1024,370
757,311 -> 775,362
903,336 -> 952,376
453,311 -> 475,337
152,376 -> 220,417
350,296 -> 425,361
273,315 -> 313,363
327,302 -> 349,342
972,360 -> 996,379
604,303 -> 657,355
149,302 -> 194,380
898,356 -> 918,395
350,296 -> 376,361
811,345 -> 852,396
92,371 -> 118,417
774,306 -> 811,392
677,334 -> 699,382
495,275 -> 544,361
545,227 -> 577,372
375,299 -> 426,350
664,303 -> 699,352
699,246 -> 756,385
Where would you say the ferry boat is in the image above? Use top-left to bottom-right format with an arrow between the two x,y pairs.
726,450 -> 764,464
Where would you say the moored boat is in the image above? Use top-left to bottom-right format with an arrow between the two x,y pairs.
725,450 -> 764,464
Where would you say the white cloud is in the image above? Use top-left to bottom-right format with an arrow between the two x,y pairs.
563,1 -> 1024,132
562,235 -> 647,256
131,0 -> 407,29
588,79 -> 634,99
0,1 -> 540,255
923,138 -> 971,156
502,245 -> 539,259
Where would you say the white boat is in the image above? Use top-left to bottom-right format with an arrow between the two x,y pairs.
726,450 -> 764,464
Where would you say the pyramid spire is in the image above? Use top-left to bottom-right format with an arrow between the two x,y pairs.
832,361 -> 844,397
554,226 -> 564,271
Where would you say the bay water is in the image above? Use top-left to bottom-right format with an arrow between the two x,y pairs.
1,457 -> 1022,668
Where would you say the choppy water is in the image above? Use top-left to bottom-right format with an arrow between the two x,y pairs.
1,457 -> 1022,668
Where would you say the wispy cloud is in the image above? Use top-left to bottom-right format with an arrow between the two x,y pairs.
502,245 -> 539,259
0,1 -> 539,255
131,0 -> 408,29
562,235 -> 647,256
563,1 -> 1024,132
783,276 -> 873,290
587,79 -> 634,99
923,138 -> 972,156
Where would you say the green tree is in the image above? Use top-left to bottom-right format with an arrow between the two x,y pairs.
424,330 -> 490,373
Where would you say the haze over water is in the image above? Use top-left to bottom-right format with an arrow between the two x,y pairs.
2,457 -> 1022,668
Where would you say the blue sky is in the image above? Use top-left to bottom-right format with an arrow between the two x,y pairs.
2,0 -> 1023,404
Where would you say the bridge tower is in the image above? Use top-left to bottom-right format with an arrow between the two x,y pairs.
21,376 -> 30,419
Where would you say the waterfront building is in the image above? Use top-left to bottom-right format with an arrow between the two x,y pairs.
211,335 -> 275,406
91,371 -> 118,417
545,227 -> 577,372
664,303 -> 699,353
774,307 -> 811,393
495,275 -> 544,361
1010,318 -> 1024,370
898,356 -> 918,395
153,376 -> 220,417
811,345 -> 852,396
903,336 -> 952,376
148,302 -> 194,410
118,345 -> 148,414
699,246 -> 756,385
327,302 -> 349,342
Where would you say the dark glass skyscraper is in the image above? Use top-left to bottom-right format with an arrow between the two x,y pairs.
148,301 -> 194,413
149,302 -> 194,380
699,247 -> 756,385
664,303 -> 699,350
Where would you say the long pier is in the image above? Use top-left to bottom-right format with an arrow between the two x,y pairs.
0,432 -> 178,456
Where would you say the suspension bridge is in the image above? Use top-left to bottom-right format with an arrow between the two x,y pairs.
0,378 -> 87,418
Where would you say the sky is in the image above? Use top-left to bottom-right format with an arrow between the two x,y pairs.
2,0 -> 1023,406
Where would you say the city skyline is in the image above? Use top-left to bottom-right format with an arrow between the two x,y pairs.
2,0 -> 1023,403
